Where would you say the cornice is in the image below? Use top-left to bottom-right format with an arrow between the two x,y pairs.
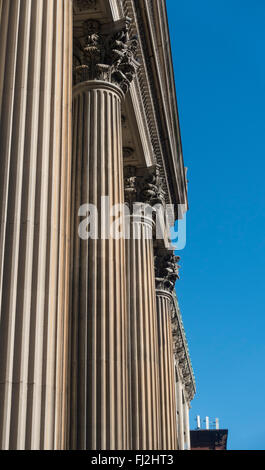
148,0 -> 188,210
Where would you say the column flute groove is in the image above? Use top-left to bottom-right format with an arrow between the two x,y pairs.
0,0 -> 73,450
124,166 -> 162,450
155,250 -> 180,450
70,17 -> 139,450
71,84 -> 128,450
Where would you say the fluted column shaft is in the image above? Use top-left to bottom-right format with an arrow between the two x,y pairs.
0,0 -> 73,450
183,400 -> 191,450
176,379 -> 185,450
71,81 -> 128,450
156,291 -> 178,450
126,215 -> 160,449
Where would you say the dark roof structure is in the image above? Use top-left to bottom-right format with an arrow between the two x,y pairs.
190,429 -> 228,450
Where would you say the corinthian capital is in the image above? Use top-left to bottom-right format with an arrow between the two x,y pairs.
140,164 -> 165,206
124,164 -> 165,209
124,166 -> 137,208
73,17 -> 139,93
155,251 -> 180,292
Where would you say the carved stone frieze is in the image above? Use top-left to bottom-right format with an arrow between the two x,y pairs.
73,17 -> 139,93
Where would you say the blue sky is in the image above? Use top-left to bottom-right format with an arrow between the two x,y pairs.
167,0 -> 265,450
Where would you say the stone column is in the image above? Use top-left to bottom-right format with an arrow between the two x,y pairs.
0,0 -> 73,450
124,166 -> 162,450
155,251 -> 180,450
176,378 -> 185,450
183,400 -> 191,450
70,19 -> 139,450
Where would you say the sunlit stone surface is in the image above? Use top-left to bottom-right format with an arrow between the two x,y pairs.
0,0 -> 195,450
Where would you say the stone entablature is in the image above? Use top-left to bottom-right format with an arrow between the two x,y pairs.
121,0 -> 188,214
171,292 -> 196,402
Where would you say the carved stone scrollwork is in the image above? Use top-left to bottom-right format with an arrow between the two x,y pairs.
73,17 -> 139,93
155,251 -> 180,292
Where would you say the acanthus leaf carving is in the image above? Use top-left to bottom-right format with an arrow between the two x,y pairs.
139,164 -> 166,206
124,164 -> 165,211
73,17 -> 139,93
124,166 -> 138,209
155,251 -> 180,292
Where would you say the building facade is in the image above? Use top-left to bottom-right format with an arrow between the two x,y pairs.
190,430 -> 229,450
0,0 -> 195,450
